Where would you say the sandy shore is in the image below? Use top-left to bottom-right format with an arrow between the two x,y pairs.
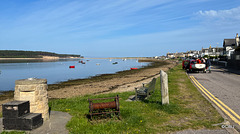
48,60 -> 178,98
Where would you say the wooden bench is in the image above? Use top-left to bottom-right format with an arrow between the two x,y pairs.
135,78 -> 156,100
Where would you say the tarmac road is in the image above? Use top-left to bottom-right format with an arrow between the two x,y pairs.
188,66 -> 240,133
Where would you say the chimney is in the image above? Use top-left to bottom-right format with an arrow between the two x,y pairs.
236,33 -> 239,48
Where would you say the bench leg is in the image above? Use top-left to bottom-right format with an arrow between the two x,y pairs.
135,93 -> 138,101
135,88 -> 138,101
146,92 -> 150,99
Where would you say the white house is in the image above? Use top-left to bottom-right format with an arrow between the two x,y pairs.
223,33 -> 240,59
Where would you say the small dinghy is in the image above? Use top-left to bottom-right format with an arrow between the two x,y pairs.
69,66 -> 75,68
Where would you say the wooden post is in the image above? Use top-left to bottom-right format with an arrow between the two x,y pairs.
160,70 -> 169,105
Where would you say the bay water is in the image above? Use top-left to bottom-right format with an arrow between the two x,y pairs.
0,58 -> 149,91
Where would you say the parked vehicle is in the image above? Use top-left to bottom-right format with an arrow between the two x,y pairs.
182,60 -> 189,69
185,59 -> 206,73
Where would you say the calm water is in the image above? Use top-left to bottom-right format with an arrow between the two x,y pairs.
0,59 -> 149,91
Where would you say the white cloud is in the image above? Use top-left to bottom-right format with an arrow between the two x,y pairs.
197,6 -> 240,20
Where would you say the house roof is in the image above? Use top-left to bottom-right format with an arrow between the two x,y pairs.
223,39 -> 235,47
215,47 -> 224,51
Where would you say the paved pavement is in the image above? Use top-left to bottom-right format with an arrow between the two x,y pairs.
0,111 -> 72,134
188,66 -> 240,133
172,129 -> 229,134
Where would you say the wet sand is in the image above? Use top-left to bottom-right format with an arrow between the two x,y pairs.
48,59 -> 178,98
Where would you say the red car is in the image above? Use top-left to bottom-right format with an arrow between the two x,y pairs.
182,60 -> 189,69
184,59 -> 206,73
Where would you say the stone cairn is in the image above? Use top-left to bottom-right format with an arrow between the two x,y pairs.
160,70 -> 169,105
14,78 -> 49,121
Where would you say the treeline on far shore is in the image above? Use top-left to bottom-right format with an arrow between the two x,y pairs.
0,50 -> 80,58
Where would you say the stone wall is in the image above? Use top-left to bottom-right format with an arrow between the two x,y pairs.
228,51 -> 240,69
14,78 -> 49,121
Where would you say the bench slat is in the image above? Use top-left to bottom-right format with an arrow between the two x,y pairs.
135,78 -> 156,100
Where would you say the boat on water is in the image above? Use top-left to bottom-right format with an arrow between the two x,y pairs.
112,62 -> 118,64
79,60 -> 86,64
96,63 -> 100,65
69,66 -> 75,68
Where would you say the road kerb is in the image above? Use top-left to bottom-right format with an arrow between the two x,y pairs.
189,76 -> 240,126
191,76 -> 240,121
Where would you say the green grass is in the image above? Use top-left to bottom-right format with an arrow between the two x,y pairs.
47,64 -> 223,133
1,64 -> 223,134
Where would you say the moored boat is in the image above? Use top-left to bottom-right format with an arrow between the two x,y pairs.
69,66 -> 75,68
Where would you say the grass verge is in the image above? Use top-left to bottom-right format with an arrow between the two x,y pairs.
48,64 -> 223,133
1,64 -> 223,134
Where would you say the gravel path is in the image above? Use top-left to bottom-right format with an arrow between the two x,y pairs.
0,111 -> 72,134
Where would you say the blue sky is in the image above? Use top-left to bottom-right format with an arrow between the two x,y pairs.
0,0 -> 240,57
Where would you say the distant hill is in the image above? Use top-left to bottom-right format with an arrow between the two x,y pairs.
0,50 -> 80,58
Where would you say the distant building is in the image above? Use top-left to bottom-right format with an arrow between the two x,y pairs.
166,52 -> 186,59
201,47 -> 209,57
154,56 -> 167,59
186,50 -> 199,58
201,45 -> 223,57
164,33 -> 239,61
166,53 -> 175,58
223,33 -> 240,59
174,52 -> 185,58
